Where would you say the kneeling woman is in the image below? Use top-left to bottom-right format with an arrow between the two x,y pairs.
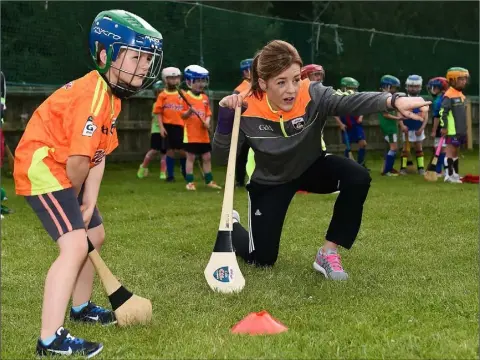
213,40 -> 428,280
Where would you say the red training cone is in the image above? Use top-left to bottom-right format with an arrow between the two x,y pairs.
231,310 -> 288,335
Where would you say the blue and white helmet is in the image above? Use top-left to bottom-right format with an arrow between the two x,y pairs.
405,74 -> 423,87
405,75 -> 423,95
88,10 -> 163,98
184,65 -> 209,88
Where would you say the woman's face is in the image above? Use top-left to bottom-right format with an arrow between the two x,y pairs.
259,63 -> 302,112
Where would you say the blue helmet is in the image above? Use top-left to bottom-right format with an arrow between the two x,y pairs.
380,75 -> 400,92
240,58 -> 253,72
184,65 -> 209,89
88,10 -> 163,98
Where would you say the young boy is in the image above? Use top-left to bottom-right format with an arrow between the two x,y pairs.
427,76 -> 449,177
181,65 -> 221,191
334,77 -> 368,170
300,63 -> 325,83
137,80 -> 168,179
153,67 -> 186,181
440,67 -> 470,183
399,75 -> 428,175
379,75 -> 404,176
235,59 -> 252,187
13,10 -> 163,357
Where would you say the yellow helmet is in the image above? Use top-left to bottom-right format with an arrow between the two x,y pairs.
446,67 -> 469,85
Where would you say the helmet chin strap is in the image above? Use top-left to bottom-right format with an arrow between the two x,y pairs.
100,73 -> 139,99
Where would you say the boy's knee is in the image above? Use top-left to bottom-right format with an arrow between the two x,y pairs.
88,225 -> 105,248
58,229 -> 89,260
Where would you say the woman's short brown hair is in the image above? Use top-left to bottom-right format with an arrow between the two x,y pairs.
250,40 -> 303,99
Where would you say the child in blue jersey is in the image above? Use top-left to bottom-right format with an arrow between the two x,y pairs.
399,75 -> 428,175
427,77 -> 449,177
334,77 -> 368,170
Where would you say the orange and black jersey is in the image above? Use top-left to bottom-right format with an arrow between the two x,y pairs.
213,80 -> 391,185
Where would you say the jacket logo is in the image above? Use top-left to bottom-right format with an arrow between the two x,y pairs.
292,117 -> 305,130
259,124 -> 274,131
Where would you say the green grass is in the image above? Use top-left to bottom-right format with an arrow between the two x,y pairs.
1,152 -> 479,359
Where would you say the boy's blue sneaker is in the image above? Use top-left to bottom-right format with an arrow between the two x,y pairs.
36,327 -> 103,358
70,301 -> 116,326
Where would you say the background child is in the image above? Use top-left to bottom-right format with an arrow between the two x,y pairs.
181,65 -> 221,191
1,70 -> 13,218
427,76 -> 449,177
440,67 -> 470,183
399,75 -> 428,175
154,67 -> 187,182
334,77 -> 369,170
234,59 -> 252,187
137,80 -> 168,179
379,75 -> 404,176
300,63 -> 325,83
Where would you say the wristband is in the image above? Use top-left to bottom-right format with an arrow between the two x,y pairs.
390,92 -> 407,110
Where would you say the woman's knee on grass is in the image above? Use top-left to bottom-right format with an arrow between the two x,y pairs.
358,139 -> 367,148
389,142 -> 398,151
253,253 -> 278,267
57,229 -> 89,262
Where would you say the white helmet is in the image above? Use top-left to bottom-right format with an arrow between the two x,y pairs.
161,67 -> 182,82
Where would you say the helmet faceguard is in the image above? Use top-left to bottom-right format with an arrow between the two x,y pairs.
89,10 -> 163,99
426,77 -> 448,96
340,77 -> 359,92
446,67 -> 469,90
301,64 -> 325,82
161,67 -> 182,90
184,65 -> 209,93
405,75 -> 423,96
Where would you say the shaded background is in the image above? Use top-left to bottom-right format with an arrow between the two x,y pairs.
1,1 -> 478,94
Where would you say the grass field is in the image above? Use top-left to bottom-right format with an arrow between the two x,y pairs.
1,152 -> 478,359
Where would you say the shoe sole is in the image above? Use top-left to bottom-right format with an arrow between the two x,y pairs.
36,344 -> 104,358
87,344 -> 104,359
70,317 -> 118,326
